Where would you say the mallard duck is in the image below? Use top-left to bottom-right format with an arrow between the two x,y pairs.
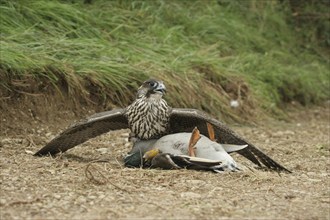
35,79 -> 289,172
124,127 -> 248,172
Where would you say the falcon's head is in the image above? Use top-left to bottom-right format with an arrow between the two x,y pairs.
137,79 -> 166,99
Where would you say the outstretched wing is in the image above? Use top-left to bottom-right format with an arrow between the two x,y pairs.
168,108 -> 290,172
34,109 -> 129,156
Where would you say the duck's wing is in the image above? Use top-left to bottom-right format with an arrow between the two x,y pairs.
152,153 -> 224,173
168,108 -> 290,172
177,155 -> 223,167
221,144 -> 248,153
34,109 -> 129,156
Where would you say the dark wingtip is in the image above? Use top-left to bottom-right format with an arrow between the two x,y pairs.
239,143 -> 291,173
33,148 -> 59,157
264,162 -> 291,173
33,151 -> 52,157
33,152 -> 43,157
263,163 -> 291,173
277,166 -> 292,173
268,159 -> 292,173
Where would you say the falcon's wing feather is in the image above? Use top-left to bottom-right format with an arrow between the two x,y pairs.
169,108 -> 290,172
34,108 -> 129,156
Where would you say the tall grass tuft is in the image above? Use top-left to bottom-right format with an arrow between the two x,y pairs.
1,0 -> 329,121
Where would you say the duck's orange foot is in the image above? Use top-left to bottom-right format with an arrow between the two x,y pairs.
188,127 -> 201,157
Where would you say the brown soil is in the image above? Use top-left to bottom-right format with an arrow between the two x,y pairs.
0,97 -> 329,220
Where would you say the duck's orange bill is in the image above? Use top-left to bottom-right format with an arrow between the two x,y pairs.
143,148 -> 160,161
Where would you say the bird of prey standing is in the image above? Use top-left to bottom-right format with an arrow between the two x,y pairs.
34,79 -> 290,172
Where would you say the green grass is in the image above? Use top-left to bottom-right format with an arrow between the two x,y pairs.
1,0 -> 329,121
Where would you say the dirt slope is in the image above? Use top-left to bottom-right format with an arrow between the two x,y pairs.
0,103 -> 329,219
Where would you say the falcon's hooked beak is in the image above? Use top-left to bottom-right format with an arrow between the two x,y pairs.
153,82 -> 166,95
137,79 -> 167,98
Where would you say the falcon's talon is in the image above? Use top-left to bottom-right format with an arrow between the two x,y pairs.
35,79 -> 290,172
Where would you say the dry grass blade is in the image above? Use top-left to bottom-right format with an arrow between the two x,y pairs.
85,163 -> 107,185
84,160 -> 130,192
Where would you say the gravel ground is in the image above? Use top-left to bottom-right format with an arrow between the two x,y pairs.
0,105 -> 329,219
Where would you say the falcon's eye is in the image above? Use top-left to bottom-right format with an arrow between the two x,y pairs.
148,81 -> 156,87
